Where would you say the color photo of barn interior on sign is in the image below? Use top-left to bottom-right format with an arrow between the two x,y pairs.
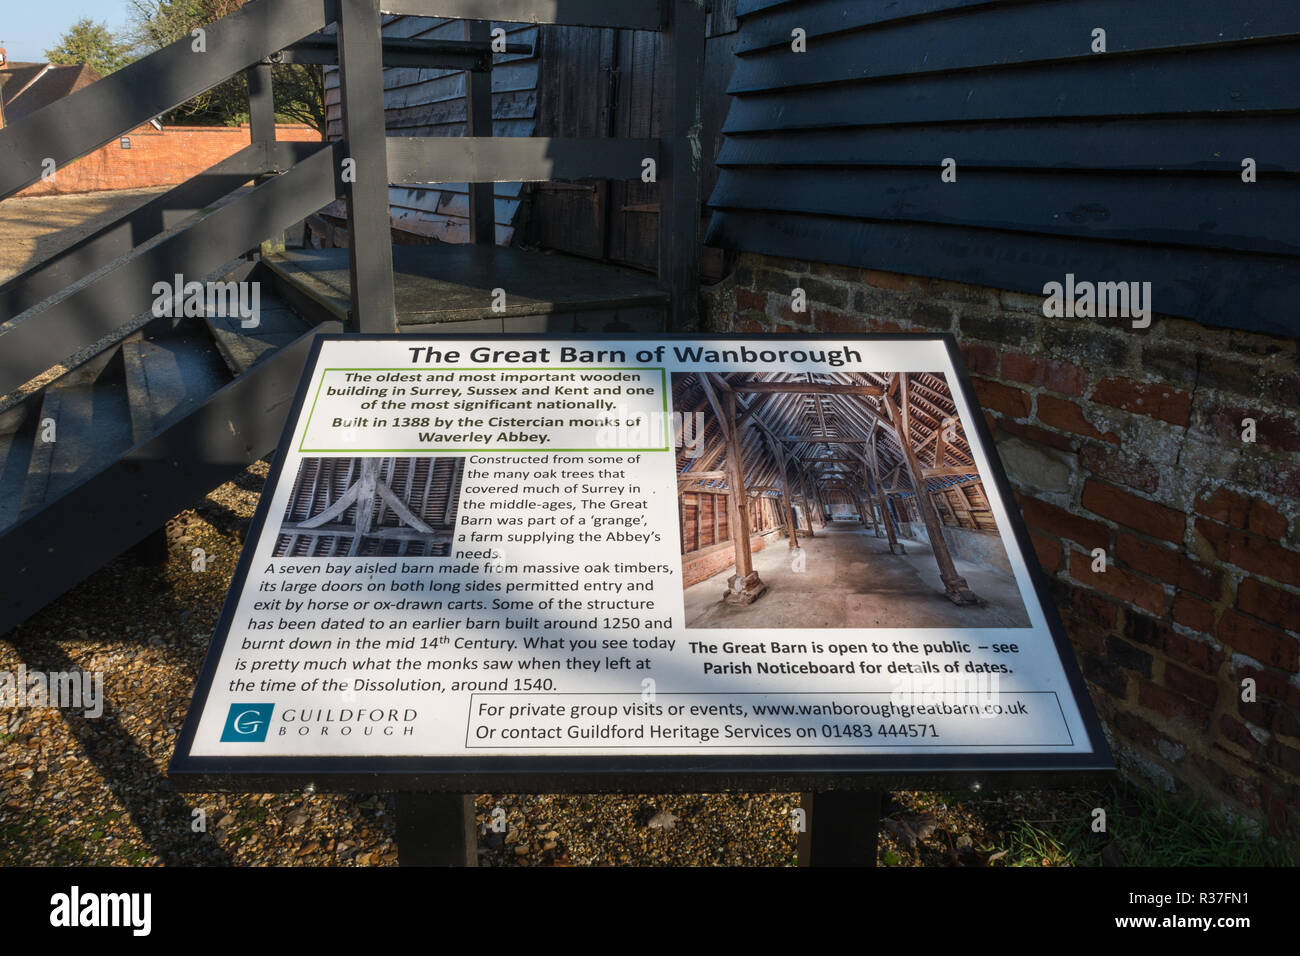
170,335 -> 1110,789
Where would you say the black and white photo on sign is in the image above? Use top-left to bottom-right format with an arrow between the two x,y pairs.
273,456 -> 463,557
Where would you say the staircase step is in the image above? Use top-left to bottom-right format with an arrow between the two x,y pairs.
202,295 -> 313,375
19,355 -> 134,517
122,330 -> 232,444
0,397 -> 40,530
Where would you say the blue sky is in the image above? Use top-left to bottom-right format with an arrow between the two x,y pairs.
3,0 -> 135,63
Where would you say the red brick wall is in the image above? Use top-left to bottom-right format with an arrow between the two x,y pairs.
705,252 -> 1300,837
17,124 -> 321,196
682,531 -> 780,588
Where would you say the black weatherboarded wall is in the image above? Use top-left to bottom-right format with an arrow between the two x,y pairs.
705,0 -> 1300,338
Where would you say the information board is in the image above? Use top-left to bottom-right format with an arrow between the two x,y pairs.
171,334 -> 1111,790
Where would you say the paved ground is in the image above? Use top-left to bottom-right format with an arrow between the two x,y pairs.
0,188 -> 170,284
684,521 -> 1032,628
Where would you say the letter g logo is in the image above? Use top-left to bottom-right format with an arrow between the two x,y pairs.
221,703 -> 275,742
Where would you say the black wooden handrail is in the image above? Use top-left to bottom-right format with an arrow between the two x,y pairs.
0,0 -> 336,201
384,0 -> 664,30
385,136 -> 659,184
0,142 -> 342,399
0,141 -> 320,319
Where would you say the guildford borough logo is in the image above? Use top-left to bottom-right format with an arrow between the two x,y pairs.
220,703 -> 275,742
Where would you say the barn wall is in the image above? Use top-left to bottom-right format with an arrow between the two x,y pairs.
707,0 -> 1300,337
679,489 -> 781,558
903,515 -> 1015,577
704,251 -> 1300,837
319,5 -> 738,256
323,15 -> 541,244
517,3 -> 739,271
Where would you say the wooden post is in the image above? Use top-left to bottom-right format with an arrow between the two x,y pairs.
466,19 -> 495,246
781,491 -> 799,547
797,471 -> 816,537
867,435 -> 904,554
885,377 -> 980,605
765,431 -> 799,550
247,61 -> 286,254
658,0 -> 706,330
798,791 -> 881,867
396,792 -> 476,866
338,0 -> 397,332
720,388 -> 766,603
247,62 -> 276,155
854,492 -> 870,528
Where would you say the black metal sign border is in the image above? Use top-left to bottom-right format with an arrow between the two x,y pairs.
168,332 -> 1114,793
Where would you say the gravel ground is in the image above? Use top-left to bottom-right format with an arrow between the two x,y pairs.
0,459 -> 1112,867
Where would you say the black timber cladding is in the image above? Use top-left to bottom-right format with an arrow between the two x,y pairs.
705,0 -> 1300,338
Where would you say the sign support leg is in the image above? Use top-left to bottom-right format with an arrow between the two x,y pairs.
797,790 -> 881,867
395,792 -> 477,867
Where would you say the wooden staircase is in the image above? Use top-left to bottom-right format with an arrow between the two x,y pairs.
0,0 -> 704,637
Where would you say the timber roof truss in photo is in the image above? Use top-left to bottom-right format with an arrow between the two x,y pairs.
674,370 -> 977,503
275,456 -> 462,558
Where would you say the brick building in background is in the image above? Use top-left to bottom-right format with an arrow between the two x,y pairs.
697,3 -> 1300,839
0,47 -> 320,194
0,48 -> 102,131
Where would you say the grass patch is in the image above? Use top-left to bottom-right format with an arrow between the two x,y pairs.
987,782 -> 1294,867
1106,786 -> 1293,867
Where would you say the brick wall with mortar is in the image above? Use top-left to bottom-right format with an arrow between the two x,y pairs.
16,124 -> 321,197
682,531 -> 779,589
703,251 -> 1300,838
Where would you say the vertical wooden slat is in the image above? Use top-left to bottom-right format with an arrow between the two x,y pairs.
658,0 -> 705,329
466,19 -> 496,246
338,0 -> 397,332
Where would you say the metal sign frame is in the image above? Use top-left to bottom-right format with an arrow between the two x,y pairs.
169,332 -> 1114,793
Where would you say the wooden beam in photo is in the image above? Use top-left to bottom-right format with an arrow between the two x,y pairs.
763,430 -> 800,551
867,431 -> 904,553
731,387 -> 803,546
732,381 -> 884,396
884,375 -> 981,606
718,384 -> 767,605
780,436 -> 869,443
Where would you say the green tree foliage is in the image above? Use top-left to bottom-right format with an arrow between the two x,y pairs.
44,19 -> 137,76
128,0 -> 325,132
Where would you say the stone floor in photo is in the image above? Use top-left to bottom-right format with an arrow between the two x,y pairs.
683,521 -> 1032,629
